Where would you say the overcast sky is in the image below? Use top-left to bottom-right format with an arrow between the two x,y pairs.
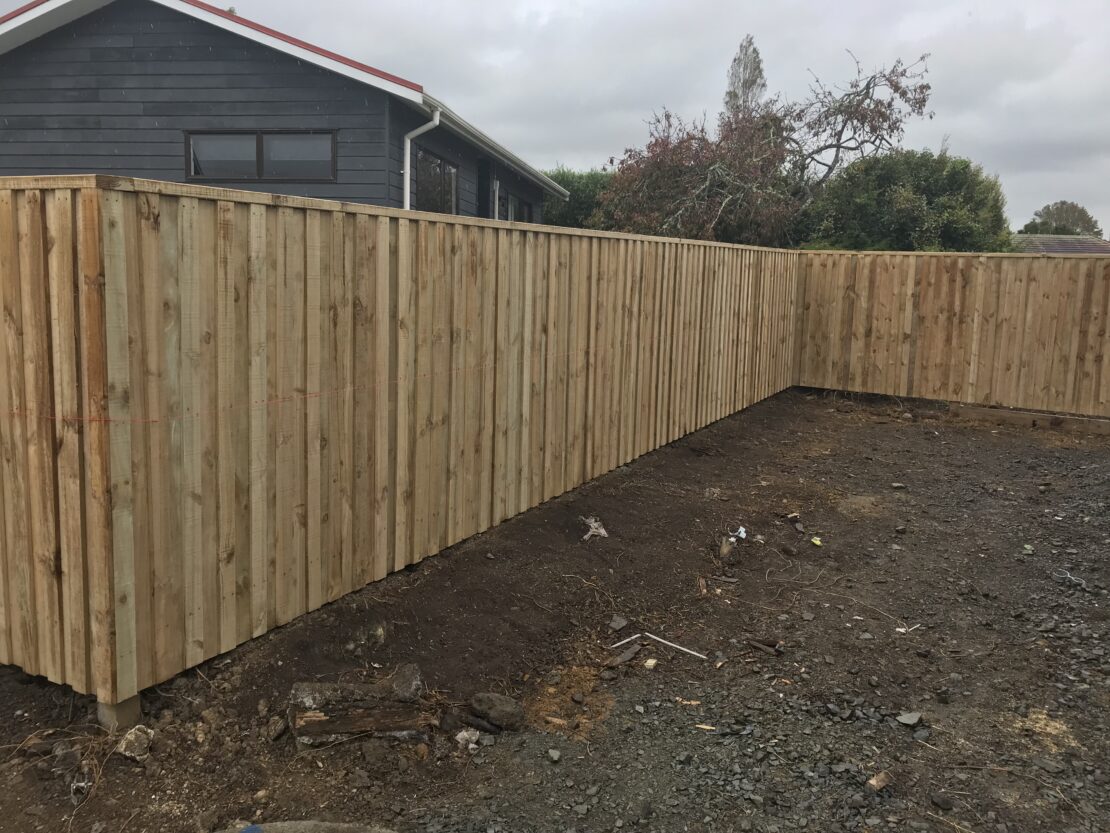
5,0 -> 1108,231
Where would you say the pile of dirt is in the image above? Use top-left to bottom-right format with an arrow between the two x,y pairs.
1,390 -> 1107,833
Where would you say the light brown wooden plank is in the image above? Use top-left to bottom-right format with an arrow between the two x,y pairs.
144,193 -> 184,684
0,190 -> 35,676
447,224 -> 467,543
477,227 -> 497,530
216,200 -> 239,654
351,215 -> 373,583
275,207 -> 306,624
527,233 -> 548,507
564,237 -> 587,488
492,229 -> 511,523
458,224 -> 482,536
45,190 -> 89,691
247,204 -> 272,635
331,212 -> 355,600
542,234 -> 567,500
393,219 -> 415,569
518,231 -> 535,513
19,190 -> 65,683
411,221 -> 435,558
429,223 -> 451,549
76,188 -> 116,701
100,189 -> 138,698
0,191 -> 14,670
303,210 -> 324,611
372,216 -> 394,580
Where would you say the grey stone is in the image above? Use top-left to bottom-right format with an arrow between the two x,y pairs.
548,748 -> 562,763
930,793 -> 955,811
351,769 -> 372,788
470,692 -> 525,731
1035,758 -> 1065,774
608,615 -> 630,632
51,740 -> 80,771
606,644 -> 642,667
116,725 -> 154,762
387,664 -> 425,703
896,712 -> 922,726
265,716 -> 288,742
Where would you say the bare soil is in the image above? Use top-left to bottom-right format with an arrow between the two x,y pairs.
2,390 -> 1108,833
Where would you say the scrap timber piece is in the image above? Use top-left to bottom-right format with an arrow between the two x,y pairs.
288,664 -> 431,743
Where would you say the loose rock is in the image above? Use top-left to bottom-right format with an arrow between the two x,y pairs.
469,692 -> 525,731
265,716 -> 288,742
116,725 -> 154,762
931,793 -> 955,811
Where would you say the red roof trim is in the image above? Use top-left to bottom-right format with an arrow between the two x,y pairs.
0,0 -> 52,26
1,0 -> 424,94
178,0 -> 422,93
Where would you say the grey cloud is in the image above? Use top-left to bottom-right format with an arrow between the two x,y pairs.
3,0 -> 1105,231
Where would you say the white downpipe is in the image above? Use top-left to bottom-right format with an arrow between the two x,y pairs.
402,108 -> 441,211
492,177 -> 500,220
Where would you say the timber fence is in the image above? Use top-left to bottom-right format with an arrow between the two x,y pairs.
0,175 -> 1106,704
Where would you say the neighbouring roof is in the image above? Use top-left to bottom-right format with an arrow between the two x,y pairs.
1011,234 -> 1110,255
0,0 -> 569,199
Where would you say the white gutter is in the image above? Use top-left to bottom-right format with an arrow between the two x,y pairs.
402,108 -> 441,211
422,94 -> 570,201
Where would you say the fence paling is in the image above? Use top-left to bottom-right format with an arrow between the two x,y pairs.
1,175 -> 1107,707
795,251 -> 1110,417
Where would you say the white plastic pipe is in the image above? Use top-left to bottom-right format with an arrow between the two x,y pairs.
402,108 -> 441,211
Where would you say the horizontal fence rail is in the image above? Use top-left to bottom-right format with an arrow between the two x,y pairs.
796,251 -> 1110,418
0,176 -> 801,703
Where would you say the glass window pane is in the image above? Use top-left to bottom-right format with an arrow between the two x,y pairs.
262,133 -> 333,179
190,134 -> 257,179
416,146 -> 449,213
445,163 -> 458,214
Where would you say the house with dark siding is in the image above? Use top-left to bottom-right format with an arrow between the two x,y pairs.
0,0 -> 567,219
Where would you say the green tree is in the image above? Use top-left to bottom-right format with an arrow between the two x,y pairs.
724,34 -> 767,116
800,149 -> 1010,252
597,46 -> 931,245
542,166 -> 613,229
1020,201 -> 1103,237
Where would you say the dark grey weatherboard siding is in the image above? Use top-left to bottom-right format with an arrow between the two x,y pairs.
389,102 -> 546,222
0,0 -> 392,203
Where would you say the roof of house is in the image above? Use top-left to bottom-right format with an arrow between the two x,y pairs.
0,0 -> 569,199
1011,234 -> 1110,255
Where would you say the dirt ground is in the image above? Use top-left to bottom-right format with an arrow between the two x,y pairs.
2,389 -> 1108,833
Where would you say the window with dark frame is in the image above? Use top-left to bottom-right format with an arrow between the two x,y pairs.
414,145 -> 459,215
187,131 -> 335,181
508,194 -> 533,223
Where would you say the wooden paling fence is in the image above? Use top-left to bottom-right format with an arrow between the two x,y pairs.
796,251 -> 1110,417
0,176 -> 800,704
2,178 -> 1108,705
